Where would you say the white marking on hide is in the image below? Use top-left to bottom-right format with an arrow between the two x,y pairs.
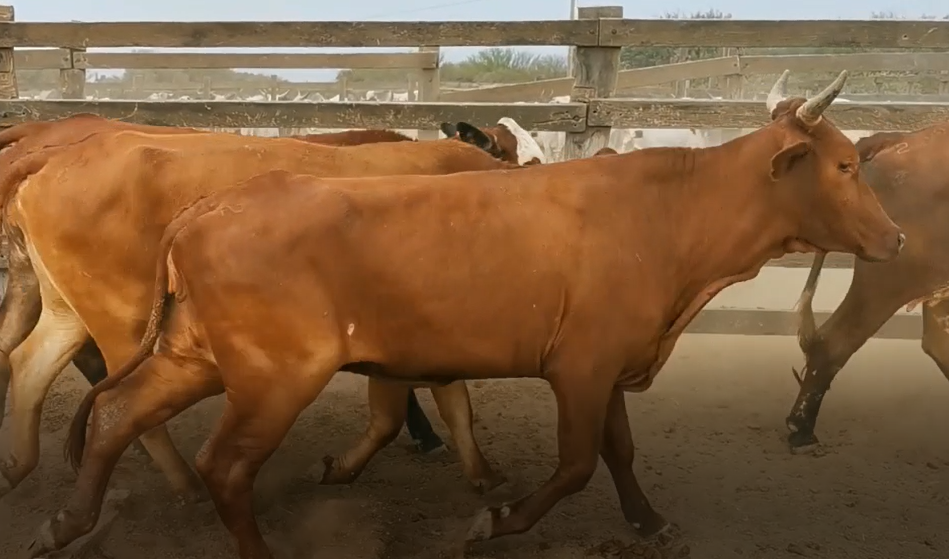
347,323 -> 355,336
497,117 -> 547,164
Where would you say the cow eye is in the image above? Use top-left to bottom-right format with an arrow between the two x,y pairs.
837,162 -> 852,173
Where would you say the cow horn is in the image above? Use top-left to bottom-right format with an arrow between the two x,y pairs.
765,70 -> 791,114
796,70 -> 849,126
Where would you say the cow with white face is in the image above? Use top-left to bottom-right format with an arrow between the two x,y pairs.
440,118 -> 547,166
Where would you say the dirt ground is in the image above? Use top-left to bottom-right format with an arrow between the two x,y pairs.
1,334 -> 947,559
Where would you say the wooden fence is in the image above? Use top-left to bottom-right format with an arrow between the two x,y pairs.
2,6 -> 948,340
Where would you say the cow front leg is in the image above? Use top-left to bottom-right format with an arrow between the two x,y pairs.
786,277 -> 903,450
466,370 -> 613,542
405,389 -> 446,454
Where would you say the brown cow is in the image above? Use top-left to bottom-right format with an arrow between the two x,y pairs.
0,114 -> 544,475
29,71 -> 905,558
0,129 -> 522,499
785,121 -> 949,448
595,147 -> 619,156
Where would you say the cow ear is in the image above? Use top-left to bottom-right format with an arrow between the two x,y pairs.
455,122 -> 494,151
770,141 -> 812,179
440,122 -> 458,138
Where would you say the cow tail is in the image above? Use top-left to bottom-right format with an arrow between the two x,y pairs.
794,251 -> 827,355
63,191 -> 225,472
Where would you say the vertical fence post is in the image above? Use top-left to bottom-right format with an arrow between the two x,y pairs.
417,46 -> 441,140
0,5 -> 16,277
60,48 -> 86,99
564,6 -> 622,160
0,5 -> 17,101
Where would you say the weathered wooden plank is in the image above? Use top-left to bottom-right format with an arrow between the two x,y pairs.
600,19 -> 949,49
13,47 -> 69,69
765,252 -> 853,270
60,48 -> 85,99
440,77 -> 573,103
0,21 -> 600,48
740,52 -> 949,76
686,308 -> 920,340
0,5 -> 16,99
564,6 -> 623,161
0,99 -> 587,131
75,51 -> 440,70
588,99 -> 949,131
617,56 -> 739,89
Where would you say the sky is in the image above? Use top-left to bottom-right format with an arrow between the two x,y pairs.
12,0 -> 948,81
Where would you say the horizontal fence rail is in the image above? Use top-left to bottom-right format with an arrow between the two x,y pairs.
0,19 -> 948,49
14,49 -> 440,70
3,98 -> 947,132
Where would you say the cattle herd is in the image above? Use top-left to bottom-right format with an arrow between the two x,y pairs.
0,68 -> 944,559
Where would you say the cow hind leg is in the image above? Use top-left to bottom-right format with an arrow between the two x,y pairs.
196,365 -> 335,559
430,381 -> 505,492
466,369 -> 614,543
599,388 -> 669,539
25,352 -> 223,558
0,242 -> 42,429
70,340 -> 151,458
1,300 -> 86,494
921,299 -> 949,383
404,389 -> 446,454
320,378 -> 411,485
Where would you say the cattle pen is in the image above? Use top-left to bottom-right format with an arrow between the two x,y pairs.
1,6 -> 948,559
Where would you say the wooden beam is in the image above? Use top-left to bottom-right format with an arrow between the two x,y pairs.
0,21 -> 600,48
616,56 -> 740,89
440,77 -> 573,103
0,5 -> 17,99
588,99 -> 949,131
74,51 -> 441,70
0,99 -> 587,131
416,46 -> 440,140
685,308 -> 920,340
60,48 -> 85,99
740,52 -> 949,76
564,6 -> 622,160
13,48 -> 70,69
600,19 -> 949,49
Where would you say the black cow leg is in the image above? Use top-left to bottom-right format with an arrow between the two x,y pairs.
404,389 -> 445,454
71,339 -> 150,457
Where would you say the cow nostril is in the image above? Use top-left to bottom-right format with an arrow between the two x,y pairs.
897,232 -> 906,249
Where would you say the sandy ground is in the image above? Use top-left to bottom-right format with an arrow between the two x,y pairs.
0,331 -> 947,559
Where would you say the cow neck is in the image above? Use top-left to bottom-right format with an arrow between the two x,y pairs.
661,128 -> 797,338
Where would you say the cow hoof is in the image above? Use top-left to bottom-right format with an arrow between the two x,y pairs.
414,439 -> 447,456
787,430 -> 820,451
24,519 -> 57,559
0,470 -> 12,499
471,471 -> 507,495
631,512 -> 673,541
465,505 -> 504,542
318,455 -> 358,485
